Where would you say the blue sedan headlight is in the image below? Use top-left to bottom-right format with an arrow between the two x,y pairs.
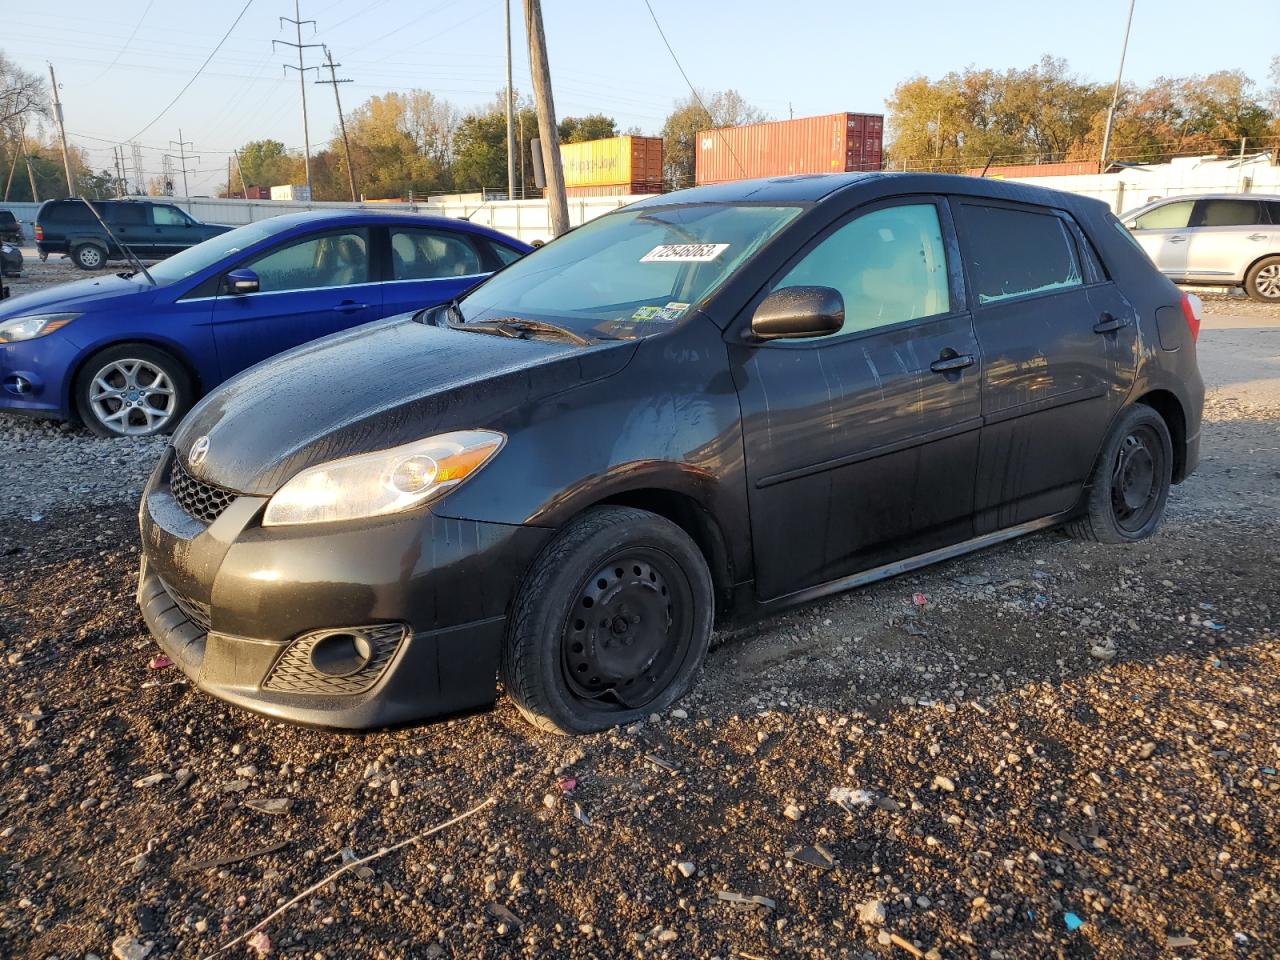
0,312 -> 81,343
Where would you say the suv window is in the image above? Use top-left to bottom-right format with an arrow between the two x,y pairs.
243,229 -> 370,292
109,205 -> 147,226
389,228 -> 483,280
958,203 -> 1083,305
1266,201 -> 1280,226
1132,201 -> 1193,230
1193,198 -> 1262,227
774,203 -> 950,336
43,202 -> 94,225
152,205 -> 190,226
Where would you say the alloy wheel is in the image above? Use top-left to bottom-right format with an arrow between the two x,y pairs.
1255,263 -> 1280,300
87,358 -> 177,436
560,548 -> 694,710
1110,425 -> 1164,532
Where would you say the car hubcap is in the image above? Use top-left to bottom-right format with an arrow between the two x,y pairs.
561,549 -> 693,710
88,359 -> 176,435
81,249 -> 100,267
1256,264 -> 1280,299
1110,427 -> 1162,532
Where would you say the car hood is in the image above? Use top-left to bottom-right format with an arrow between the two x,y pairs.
0,273 -> 151,317
174,315 -> 639,496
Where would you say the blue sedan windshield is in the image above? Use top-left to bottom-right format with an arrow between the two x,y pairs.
143,220 -> 286,285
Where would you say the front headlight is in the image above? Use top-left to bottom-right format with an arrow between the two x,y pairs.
261,430 -> 505,527
0,312 -> 81,343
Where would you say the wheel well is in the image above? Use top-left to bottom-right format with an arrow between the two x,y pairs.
67,340 -> 203,420
1243,251 -> 1280,284
1135,389 -> 1188,482
595,488 -> 734,617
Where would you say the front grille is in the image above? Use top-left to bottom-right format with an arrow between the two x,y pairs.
159,577 -> 211,632
169,457 -> 238,524
264,625 -> 406,696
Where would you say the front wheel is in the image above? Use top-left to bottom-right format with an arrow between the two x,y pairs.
75,343 -> 192,437
1245,255 -> 1280,303
1068,405 -> 1173,543
502,506 -> 713,735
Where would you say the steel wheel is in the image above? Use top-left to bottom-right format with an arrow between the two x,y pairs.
1109,424 -> 1165,533
561,548 -> 695,710
87,358 -> 178,436
74,244 -> 103,269
1253,262 -> 1280,300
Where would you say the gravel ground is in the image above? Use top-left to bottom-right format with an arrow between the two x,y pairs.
1,263 -> 1278,960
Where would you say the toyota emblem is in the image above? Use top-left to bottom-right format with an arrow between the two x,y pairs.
188,436 -> 211,469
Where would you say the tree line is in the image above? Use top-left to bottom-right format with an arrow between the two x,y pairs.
3,48 -> 1280,204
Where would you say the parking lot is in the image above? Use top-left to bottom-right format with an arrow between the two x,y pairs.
1,258 -> 1278,959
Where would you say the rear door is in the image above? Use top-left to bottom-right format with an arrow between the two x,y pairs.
1184,197 -> 1267,282
1128,199 -> 1194,278
732,196 -> 983,601
953,199 -> 1139,531
380,225 -> 494,317
106,203 -> 150,257
209,226 -> 380,378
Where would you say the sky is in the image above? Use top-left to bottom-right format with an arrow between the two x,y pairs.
6,0 -> 1278,196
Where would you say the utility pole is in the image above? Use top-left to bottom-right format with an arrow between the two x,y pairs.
130,142 -> 144,195
504,0 -> 515,201
167,130 -> 197,198
20,130 -> 39,202
113,146 -> 125,197
275,0 -> 321,200
523,0 -> 568,236
232,149 -> 248,196
1100,0 -> 1136,172
316,45 -> 358,201
48,63 -> 76,196
3,141 -> 18,201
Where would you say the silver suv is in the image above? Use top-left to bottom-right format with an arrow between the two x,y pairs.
1121,193 -> 1280,302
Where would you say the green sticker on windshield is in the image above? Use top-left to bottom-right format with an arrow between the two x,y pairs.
631,305 -> 663,320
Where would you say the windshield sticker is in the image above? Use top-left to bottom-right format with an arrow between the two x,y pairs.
657,301 -> 690,320
641,243 -> 730,263
630,305 -> 663,320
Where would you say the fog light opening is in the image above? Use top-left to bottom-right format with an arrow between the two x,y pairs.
309,632 -> 374,677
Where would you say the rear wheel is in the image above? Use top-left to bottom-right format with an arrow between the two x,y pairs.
75,343 -> 192,437
72,243 -> 106,270
1244,255 -> 1280,303
1068,405 -> 1172,543
502,506 -> 713,735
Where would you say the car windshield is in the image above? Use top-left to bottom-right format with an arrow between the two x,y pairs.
142,220 -> 288,285
456,203 -> 803,339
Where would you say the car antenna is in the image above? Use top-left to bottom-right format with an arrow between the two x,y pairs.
76,197 -> 156,285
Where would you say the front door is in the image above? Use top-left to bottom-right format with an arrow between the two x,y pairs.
150,204 -> 197,257
951,199 -> 1139,531
210,227 -> 381,378
732,197 -> 983,602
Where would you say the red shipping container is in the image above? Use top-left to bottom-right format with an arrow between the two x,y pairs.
696,112 -> 885,184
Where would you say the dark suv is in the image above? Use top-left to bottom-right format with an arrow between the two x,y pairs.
34,198 -> 231,269
0,209 -> 22,244
137,173 -> 1204,735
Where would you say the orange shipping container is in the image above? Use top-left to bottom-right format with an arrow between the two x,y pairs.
560,135 -> 664,190
695,113 -> 883,185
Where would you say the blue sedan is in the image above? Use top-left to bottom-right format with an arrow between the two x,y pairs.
0,210 -> 530,436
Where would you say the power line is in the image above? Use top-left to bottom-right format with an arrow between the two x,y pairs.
126,0 -> 256,142
92,0 -> 156,82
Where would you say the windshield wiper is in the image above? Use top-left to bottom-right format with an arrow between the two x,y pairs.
461,317 -> 593,346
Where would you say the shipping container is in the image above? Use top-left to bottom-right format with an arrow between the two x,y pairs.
560,135 -> 663,192
270,184 -> 311,202
695,113 -> 884,185
565,183 -> 662,198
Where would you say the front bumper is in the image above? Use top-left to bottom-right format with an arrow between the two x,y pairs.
137,448 -> 553,728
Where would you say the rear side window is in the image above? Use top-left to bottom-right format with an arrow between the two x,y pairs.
1267,202 -> 1280,226
774,203 -> 951,335
957,204 -> 1082,305
110,205 -> 147,226
389,228 -> 484,280
43,203 -> 94,225
1132,201 -> 1193,230
1193,198 -> 1262,227
483,239 -> 524,266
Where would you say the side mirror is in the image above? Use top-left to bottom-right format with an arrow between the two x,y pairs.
225,268 -> 260,295
751,285 -> 844,340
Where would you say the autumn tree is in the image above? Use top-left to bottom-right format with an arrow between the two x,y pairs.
661,89 -> 765,189
341,90 -> 458,199
558,114 -> 618,143
451,92 -> 538,195
235,139 -> 300,189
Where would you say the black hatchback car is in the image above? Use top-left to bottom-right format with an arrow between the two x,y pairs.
35,198 -> 230,269
137,173 -> 1204,734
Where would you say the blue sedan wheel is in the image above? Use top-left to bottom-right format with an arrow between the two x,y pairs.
76,343 -> 192,437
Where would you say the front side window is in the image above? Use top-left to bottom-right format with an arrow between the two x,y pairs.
773,203 -> 950,336
1193,199 -> 1261,227
1132,201 -> 1193,230
390,228 -> 483,280
152,205 -> 191,226
958,204 -> 1082,305
243,229 -> 369,293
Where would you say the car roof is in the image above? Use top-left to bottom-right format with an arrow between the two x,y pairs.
235,208 -> 529,244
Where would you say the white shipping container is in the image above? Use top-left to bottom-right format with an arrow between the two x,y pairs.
270,184 -> 311,202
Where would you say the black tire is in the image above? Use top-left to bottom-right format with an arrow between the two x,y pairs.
502,506 -> 713,735
75,343 -> 193,437
72,243 -> 107,270
1244,255 -> 1280,303
1068,405 -> 1173,544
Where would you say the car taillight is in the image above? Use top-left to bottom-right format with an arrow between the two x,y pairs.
1180,292 -> 1201,343
34,224 -> 43,241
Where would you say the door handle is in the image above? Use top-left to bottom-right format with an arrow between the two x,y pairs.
930,352 -> 975,373
1166,235 -> 1187,243
332,301 -> 369,313
1248,233 -> 1267,241
1093,313 -> 1130,334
